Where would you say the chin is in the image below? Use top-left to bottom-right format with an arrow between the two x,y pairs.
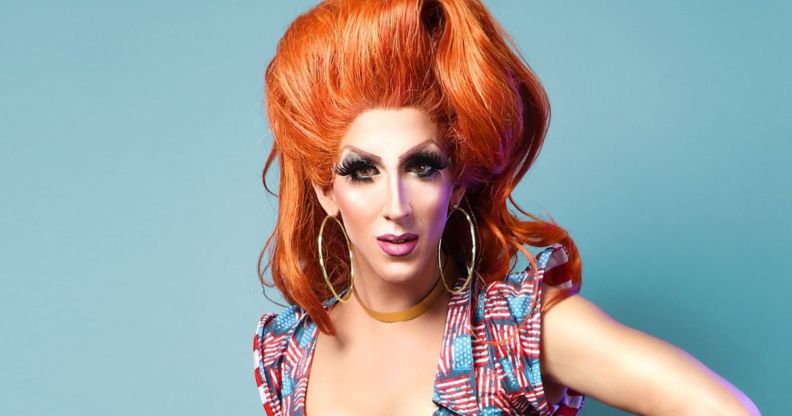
372,262 -> 424,285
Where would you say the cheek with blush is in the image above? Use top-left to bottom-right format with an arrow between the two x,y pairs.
409,179 -> 454,245
331,180 -> 380,253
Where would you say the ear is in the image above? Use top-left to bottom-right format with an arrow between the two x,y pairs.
449,184 -> 466,210
311,182 -> 340,217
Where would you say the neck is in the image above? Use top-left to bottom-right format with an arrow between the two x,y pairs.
352,276 -> 445,322
338,251 -> 460,324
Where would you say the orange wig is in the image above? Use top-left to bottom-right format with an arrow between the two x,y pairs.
259,0 -> 582,335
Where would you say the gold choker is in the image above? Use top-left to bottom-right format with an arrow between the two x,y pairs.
351,277 -> 446,323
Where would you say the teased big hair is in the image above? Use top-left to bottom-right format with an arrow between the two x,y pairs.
258,0 -> 582,335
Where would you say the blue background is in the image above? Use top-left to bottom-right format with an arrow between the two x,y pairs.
1,1 -> 788,414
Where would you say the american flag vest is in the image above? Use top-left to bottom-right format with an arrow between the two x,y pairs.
254,243 -> 585,415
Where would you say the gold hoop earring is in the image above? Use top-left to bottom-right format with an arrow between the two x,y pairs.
318,214 -> 354,303
438,205 -> 476,295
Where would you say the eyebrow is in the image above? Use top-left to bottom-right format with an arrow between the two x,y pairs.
339,139 -> 444,165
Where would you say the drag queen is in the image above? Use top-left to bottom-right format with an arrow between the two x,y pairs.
253,0 -> 759,414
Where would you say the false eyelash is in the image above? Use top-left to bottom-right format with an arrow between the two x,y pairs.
333,150 -> 451,183
333,155 -> 378,181
405,151 -> 450,174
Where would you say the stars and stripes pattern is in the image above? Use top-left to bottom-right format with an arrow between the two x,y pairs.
253,244 -> 585,415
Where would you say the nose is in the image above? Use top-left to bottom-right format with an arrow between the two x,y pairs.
382,174 -> 412,222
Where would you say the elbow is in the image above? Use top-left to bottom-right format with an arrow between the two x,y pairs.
691,403 -> 760,416
684,390 -> 761,416
652,385 -> 761,416
710,383 -> 761,416
709,398 -> 761,416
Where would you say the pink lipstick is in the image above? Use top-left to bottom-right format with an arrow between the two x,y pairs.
376,233 -> 419,257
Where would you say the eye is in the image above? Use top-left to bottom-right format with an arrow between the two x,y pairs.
334,157 -> 379,183
355,165 -> 379,181
406,151 -> 449,179
413,164 -> 433,176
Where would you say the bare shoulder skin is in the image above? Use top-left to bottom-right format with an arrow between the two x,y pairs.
540,286 -> 761,415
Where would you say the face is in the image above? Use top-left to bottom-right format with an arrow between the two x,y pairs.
313,107 -> 465,286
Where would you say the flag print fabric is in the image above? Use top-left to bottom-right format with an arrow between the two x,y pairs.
253,243 -> 585,415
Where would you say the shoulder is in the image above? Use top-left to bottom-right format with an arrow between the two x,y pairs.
255,307 -> 295,351
504,243 -> 572,289
472,243 -> 575,360
252,305 -> 309,416
481,243 -> 572,314
253,305 -> 309,366
255,305 -> 306,340
476,244 -> 585,414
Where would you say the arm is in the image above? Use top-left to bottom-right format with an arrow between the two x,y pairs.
539,290 -> 760,416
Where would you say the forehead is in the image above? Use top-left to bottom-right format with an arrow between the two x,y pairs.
339,108 -> 443,157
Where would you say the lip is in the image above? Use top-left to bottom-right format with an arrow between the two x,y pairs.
376,233 -> 419,257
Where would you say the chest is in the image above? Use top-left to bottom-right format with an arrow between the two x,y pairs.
304,331 -> 442,416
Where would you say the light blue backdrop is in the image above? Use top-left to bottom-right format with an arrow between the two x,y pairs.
1,1 -> 788,414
